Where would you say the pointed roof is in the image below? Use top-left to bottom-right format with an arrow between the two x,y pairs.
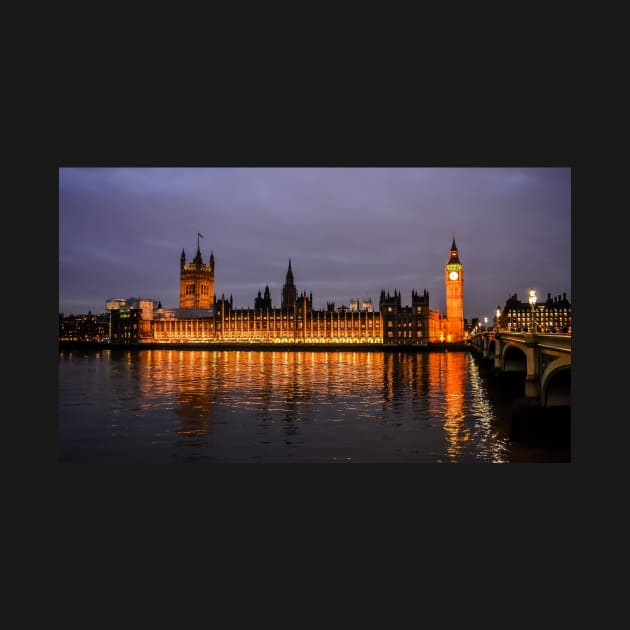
447,236 -> 461,264
286,258 -> 294,282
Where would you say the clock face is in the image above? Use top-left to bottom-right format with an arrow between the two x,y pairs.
449,271 -> 459,281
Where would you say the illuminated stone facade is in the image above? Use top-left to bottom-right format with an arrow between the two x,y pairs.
444,238 -> 465,342
499,292 -> 571,333
179,243 -> 215,309
97,239 -> 466,345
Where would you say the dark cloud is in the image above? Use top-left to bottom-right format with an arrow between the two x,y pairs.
59,167 -> 571,319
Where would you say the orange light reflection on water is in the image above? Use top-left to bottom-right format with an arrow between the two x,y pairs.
428,353 -> 469,461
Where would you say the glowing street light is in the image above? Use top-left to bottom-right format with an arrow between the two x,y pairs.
528,289 -> 537,333
495,306 -> 501,332
484,316 -> 488,330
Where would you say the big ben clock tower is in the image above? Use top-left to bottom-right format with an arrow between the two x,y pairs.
444,237 -> 464,342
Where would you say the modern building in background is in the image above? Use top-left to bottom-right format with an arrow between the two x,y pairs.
60,238 -> 476,345
107,297 -> 159,342
58,312 -> 110,342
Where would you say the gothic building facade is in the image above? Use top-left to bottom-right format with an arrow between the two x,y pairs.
498,292 -> 571,333
106,237 -> 467,345
179,240 -> 215,309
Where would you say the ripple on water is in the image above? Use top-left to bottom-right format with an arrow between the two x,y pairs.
59,349 -> 566,463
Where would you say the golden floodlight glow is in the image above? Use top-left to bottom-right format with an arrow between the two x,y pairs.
528,289 -> 537,333
95,240 -> 484,346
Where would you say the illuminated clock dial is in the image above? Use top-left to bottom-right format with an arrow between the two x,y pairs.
449,271 -> 459,280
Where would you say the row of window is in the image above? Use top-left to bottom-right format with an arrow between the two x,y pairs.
507,311 -> 570,316
386,306 -> 425,313
156,323 -> 380,330
184,283 -> 211,295
222,316 -> 380,323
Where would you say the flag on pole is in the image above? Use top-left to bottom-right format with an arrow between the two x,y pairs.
198,232 -> 204,239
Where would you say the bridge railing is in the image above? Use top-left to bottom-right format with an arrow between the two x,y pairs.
470,331 -> 571,351
496,332 -> 571,352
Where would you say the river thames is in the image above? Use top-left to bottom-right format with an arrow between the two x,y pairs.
58,349 -> 570,463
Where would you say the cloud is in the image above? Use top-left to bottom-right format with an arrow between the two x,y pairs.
59,167 -> 571,319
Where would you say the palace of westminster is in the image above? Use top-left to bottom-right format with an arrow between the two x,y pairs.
59,238 -> 571,345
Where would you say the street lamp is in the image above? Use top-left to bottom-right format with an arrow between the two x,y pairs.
495,307 -> 501,332
528,289 -> 537,333
484,316 -> 488,331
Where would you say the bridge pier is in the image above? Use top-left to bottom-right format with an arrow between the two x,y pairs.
471,330 -> 571,448
511,398 -> 570,446
524,335 -> 541,400
525,375 -> 540,399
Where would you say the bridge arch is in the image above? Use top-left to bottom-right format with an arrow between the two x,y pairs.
541,359 -> 571,407
502,343 -> 527,372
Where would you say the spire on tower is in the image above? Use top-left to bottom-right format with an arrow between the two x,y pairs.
447,237 -> 461,264
282,260 -> 297,309
193,236 -> 202,264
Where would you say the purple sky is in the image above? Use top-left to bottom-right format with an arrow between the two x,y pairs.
59,167 -> 571,320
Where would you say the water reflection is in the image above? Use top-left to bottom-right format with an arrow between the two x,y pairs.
137,350 -> 216,447
59,349 -> 560,462
435,353 -> 469,460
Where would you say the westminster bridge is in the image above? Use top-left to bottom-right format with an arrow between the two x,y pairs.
470,331 -> 571,408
